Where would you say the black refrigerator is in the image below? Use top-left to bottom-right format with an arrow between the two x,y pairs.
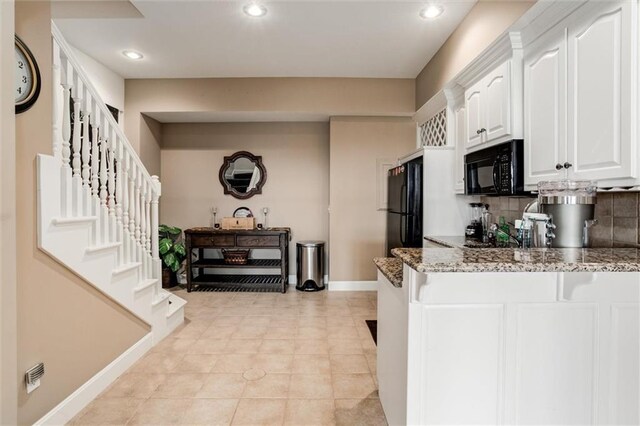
386,158 -> 423,256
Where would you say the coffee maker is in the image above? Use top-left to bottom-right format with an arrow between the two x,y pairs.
465,203 -> 485,241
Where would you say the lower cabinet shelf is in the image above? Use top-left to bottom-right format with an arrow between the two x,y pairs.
192,274 -> 283,285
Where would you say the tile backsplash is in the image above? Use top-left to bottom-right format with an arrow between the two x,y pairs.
479,192 -> 640,248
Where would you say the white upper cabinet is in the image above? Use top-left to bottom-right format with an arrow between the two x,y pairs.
454,106 -> 466,193
524,0 -> 638,188
524,28 -> 567,185
464,60 -> 516,149
465,86 -> 484,148
484,61 -> 512,142
567,1 -> 635,182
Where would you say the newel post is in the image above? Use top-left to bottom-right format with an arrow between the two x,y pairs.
150,176 -> 161,279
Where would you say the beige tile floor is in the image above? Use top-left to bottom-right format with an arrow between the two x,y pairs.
69,288 -> 387,425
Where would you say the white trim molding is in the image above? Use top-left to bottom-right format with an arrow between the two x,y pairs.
33,333 -> 153,426
328,281 -> 378,291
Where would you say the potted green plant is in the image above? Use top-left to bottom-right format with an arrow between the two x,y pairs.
159,224 -> 187,288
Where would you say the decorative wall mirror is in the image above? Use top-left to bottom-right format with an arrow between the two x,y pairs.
219,151 -> 267,199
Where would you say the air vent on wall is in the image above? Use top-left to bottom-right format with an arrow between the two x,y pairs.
419,108 -> 447,147
25,362 -> 45,394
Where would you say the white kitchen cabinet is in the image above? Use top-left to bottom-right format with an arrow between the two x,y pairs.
484,61 -> 512,142
567,0 -> 636,182
454,106 -> 466,193
464,60 -> 515,148
524,0 -> 638,188
465,85 -> 484,148
524,27 -> 568,185
376,270 -> 409,426
394,269 -> 640,425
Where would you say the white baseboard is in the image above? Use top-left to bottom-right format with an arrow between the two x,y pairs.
34,333 -> 153,426
328,281 -> 378,291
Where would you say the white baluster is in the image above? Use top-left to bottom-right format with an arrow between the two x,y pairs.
115,137 -> 124,266
143,180 -> 153,278
52,40 -> 63,161
122,153 -> 130,229
81,91 -> 90,188
135,169 -> 142,246
150,176 -> 161,280
145,180 -> 152,256
71,77 -> 82,179
128,162 -> 137,263
108,127 -> 117,245
99,113 -> 109,243
81,90 -> 92,216
108,126 -> 116,217
60,58 -> 71,170
140,180 -> 148,278
122,153 -> 131,264
71,75 -> 84,217
90,104 -> 100,198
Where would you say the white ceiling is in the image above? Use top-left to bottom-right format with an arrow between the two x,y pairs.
55,0 -> 477,79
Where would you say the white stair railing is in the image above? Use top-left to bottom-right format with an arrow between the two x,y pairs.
51,23 -> 161,287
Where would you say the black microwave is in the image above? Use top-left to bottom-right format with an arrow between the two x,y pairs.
464,139 -> 526,196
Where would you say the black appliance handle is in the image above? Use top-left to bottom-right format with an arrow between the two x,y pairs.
400,215 -> 406,246
400,184 -> 407,213
492,159 -> 500,194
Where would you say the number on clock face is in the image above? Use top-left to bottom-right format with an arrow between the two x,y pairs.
15,46 -> 32,103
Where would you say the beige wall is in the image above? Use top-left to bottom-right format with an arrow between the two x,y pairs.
125,78 -> 415,177
1,0 -> 17,424
329,117 -> 416,281
415,0 -> 535,109
140,114 -> 162,176
161,122 -> 329,275
15,3 -> 149,424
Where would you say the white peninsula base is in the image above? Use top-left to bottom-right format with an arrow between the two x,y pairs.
377,266 -> 639,425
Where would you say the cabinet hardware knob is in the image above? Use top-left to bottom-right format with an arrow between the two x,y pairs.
555,163 -> 563,170
476,129 -> 481,135
480,128 -> 486,133
563,162 -> 573,169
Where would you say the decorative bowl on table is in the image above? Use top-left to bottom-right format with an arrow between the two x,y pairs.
222,249 -> 250,265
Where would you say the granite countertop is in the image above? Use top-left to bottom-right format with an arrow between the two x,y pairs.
373,257 -> 403,287
425,235 -> 493,249
392,247 -> 640,273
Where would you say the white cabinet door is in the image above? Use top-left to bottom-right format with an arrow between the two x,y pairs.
465,83 -> 484,148
607,304 -> 640,425
484,60 -> 512,142
377,272 -> 409,426
524,29 -> 567,186
567,1 -> 636,181
417,305 -> 504,425
514,304 -> 598,424
454,106 -> 466,193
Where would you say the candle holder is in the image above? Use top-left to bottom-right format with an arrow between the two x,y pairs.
210,207 -> 218,228
262,207 -> 269,229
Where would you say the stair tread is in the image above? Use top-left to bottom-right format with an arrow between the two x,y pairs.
52,216 -> 98,225
86,242 -> 121,254
134,278 -> 158,292
152,291 -> 171,307
166,295 -> 187,318
112,262 -> 142,275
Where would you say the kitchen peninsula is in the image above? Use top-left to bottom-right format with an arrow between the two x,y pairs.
375,247 -> 640,425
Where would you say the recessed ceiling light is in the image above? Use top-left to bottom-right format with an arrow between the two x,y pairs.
420,4 -> 444,19
243,3 -> 267,18
122,50 -> 143,60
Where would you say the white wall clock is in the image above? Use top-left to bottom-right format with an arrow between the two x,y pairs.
15,35 -> 41,114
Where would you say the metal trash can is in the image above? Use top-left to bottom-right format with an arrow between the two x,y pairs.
296,241 -> 325,291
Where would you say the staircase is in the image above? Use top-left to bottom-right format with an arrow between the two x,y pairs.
37,24 -> 186,345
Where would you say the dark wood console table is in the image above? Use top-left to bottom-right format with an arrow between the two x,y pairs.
184,227 -> 290,293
